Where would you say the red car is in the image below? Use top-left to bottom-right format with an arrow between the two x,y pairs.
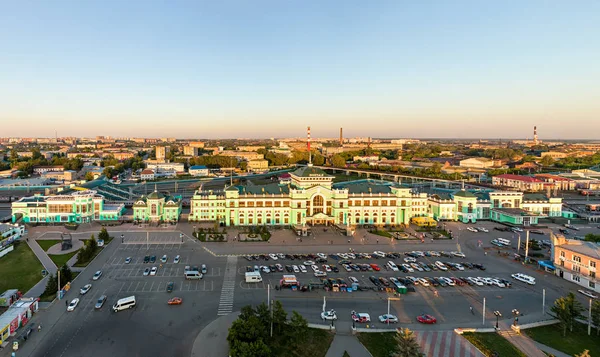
417,314 -> 437,324
451,277 -> 465,286
370,264 -> 381,271
168,297 -> 183,305
351,311 -> 371,323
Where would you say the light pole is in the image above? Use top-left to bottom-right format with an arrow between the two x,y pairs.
180,233 -> 183,243
494,311 -> 502,329
482,297 -> 486,326
121,234 -> 124,243
512,309 -> 520,326
542,288 -> 546,315
387,297 -> 400,326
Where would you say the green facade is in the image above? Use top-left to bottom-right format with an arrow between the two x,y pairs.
133,191 -> 182,223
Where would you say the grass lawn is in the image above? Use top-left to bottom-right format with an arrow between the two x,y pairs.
524,322 -> 600,357
39,272 -> 80,302
0,243 -> 44,293
462,332 -> 526,357
48,250 -> 79,268
36,239 -> 62,252
357,332 -> 398,357
372,230 -> 392,238
276,328 -> 334,357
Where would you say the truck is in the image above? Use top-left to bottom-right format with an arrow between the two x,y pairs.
280,275 -> 300,288
245,271 -> 263,283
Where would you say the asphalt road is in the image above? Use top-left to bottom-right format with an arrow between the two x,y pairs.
16,221 -> 600,357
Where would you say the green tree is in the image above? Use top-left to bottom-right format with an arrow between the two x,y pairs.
331,154 -> 346,168
357,163 -> 370,170
551,292 -> 584,336
392,328 -> 423,357
289,311 -> 308,340
42,273 -> 58,296
584,234 -> 600,243
591,300 -> 600,336
272,300 -> 287,334
85,172 -> 95,181
540,155 -> 555,167
312,153 -> 325,166
60,264 -> 73,283
103,166 -> 114,178
230,340 -> 271,357
98,227 -> 110,241
88,234 -> 98,252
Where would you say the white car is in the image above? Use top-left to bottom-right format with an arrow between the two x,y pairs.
467,227 -> 478,232
412,251 -> 425,257
323,265 -> 332,272
261,266 -> 271,273
417,278 -> 430,286
435,261 -> 448,271
410,263 -> 423,272
454,264 -> 465,271
67,298 -> 80,311
343,264 -> 353,272
161,255 -> 168,263
150,267 -> 157,276
269,254 -> 278,261
440,277 -> 455,286
338,253 -> 348,259
348,276 -> 359,284
80,284 -> 92,295
452,251 -> 466,258
469,277 -> 484,286
491,279 -> 506,288
311,265 -> 320,273
428,251 -> 441,257
299,265 -> 307,273
317,253 -> 327,260
292,265 -> 300,273
479,227 -> 489,233
578,289 -> 598,299
125,257 -> 132,264
303,261 -> 315,266
347,253 -> 356,259
378,314 -> 399,323
174,255 -> 180,264
373,251 -> 386,258
314,271 -> 327,277
92,270 -> 102,280
277,253 -> 286,259
404,257 -> 416,263
402,264 -> 414,273
143,268 -> 150,276
321,310 -> 337,321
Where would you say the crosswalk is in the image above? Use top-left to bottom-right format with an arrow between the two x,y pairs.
218,256 -> 238,316
413,331 -> 484,357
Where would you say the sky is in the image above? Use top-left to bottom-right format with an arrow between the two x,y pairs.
1,1 -> 599,140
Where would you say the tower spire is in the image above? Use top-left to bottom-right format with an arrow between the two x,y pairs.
307,126 -> 312,165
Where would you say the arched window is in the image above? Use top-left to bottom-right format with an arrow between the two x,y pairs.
312,195 -> 324,214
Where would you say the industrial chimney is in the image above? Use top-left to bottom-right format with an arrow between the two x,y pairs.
533,126 -> 538,145
339,128 -> 343,145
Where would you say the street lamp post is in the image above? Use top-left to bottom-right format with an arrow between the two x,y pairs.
494,311 -> 502,329
387,297 -> 400,326
180,233 -> 183,243
121,234 -> 124,243
512,309 -> 520,326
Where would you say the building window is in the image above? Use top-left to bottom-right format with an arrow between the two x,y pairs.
572,275 -> 581,282
574,255 -> 582,263
560,251 -> 565,258
590,281 -> 596,289
591,261 -> 597,268
574,265 -> 581,273
340,202 -> 344,208
591,271 -> 596,279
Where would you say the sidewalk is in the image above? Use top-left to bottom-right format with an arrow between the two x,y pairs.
498,329 -> 546,357
190,312 -> 239,357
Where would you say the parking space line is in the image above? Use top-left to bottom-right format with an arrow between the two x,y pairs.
194,280 -> 199,291
157,281 -> 164,292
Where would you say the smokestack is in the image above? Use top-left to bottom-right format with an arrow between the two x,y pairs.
533,126 -> 538,145
339,128 -> 343,145
307,126 -> 312,165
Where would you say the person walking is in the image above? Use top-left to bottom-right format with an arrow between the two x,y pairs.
434,290 -> 439,298
37,324 -> 42,332
470,306 -> 474,315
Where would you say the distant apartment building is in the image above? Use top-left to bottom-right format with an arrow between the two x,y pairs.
189,141 -> 205,148
33,165 -> 64,175
247,159 -> 269,172
236,145 -> 265,152
353,155 -> 379,163
540,151 -> 567,159
155,146 -> 170,160
553,235 -> 600,293
67,152 -> 96,158
144,160 -> 184,178
492,174 -> 544,191
184,146 -> 200,157
108,152 -> 136,160
219,150 -> 264,161
42,170 -> 77,182
459,157 -> 497,169
189,165 -> 209,177
535,174 -> 576,191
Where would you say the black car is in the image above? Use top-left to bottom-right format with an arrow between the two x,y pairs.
439,252 -> 451,257
246,266 -> 253,272
426,277 -> 439,286
166,282 -> 174,293
474,263 -> 486,270
150,255 -> 156,263
435,277 -> 448,287
331,266 -> 339,273
316,257 -> 327,263
495,227 -> 511,232
464,262 -> 474,269
285,265 -> 293,272
369,276 -> 381,286
143,256 -> 150,263
244,255 -> 253,261
329,254 -> 339,260
379,277 -> 391,287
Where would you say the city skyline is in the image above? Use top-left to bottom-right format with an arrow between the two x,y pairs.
1,1 -> 600,139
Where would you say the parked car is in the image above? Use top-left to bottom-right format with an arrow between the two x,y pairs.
143,256 -> 150,263
417,314 -> 437,324
161,255 -> 168,263
143,268 -> 150,276
150,255 -> 156,263
378,314 -> 398,323
67,298 -> 80,311
125,257 -> 132,264
150,267 -> 157,276
95,295 -> 107,309
174,255 -> 180,264
351,311 -> 371,323
92,270 -> 102,281
321,310 -> 337,320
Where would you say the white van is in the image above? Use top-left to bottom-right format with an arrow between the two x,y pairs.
497,238 -> 511,246
245,271 -> 263,283
185,271 -> 203,280
113,296 -> 136,312
511,273 -> 536,285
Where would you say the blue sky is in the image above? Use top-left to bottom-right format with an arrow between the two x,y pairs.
1,1 -> 599,139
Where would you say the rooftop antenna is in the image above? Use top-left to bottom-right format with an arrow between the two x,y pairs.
307,126 -> 312,166
154,183 -> 157,192
461,180 -> 465,190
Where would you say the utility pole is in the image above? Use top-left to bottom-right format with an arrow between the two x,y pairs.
542,289 -> 546,315
57,270 -> 61,300
270,299 -> 274,338
147,231 -> 149,250
589,298 -> 593,336
525,231 -> 530,262
482,297 -> 486,326
517,234 -> 521,254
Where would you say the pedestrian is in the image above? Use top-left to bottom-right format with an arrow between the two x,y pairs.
38,324 -> 41,332
484,251 -> 487,256
434,290 -> 439,298
66,300 -> 68,307
470,306 -> 474,315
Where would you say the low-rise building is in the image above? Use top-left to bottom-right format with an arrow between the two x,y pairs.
0,223 -> 25,248
133,191 -> 182,223
0,298 -> 39,346
11,190 -> 126,224
459,158 -> 497,169
353,155 -> 379,163
535,174 -> 576,191
33,165 -> 64,175
189,165 -> 209,177
247,159 -> 269,172
492,174 -> 545,191
553,235 -> 600,293
140,169 -> 155,180
540,151 -> 568,159
184,146 -> 200,157
144,160 -> 184,178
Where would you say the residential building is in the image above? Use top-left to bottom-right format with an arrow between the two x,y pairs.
33,165 -> 64,175
41,170 -> 78,182
0,223 -> 25,248
540,151 -> 567,159
189,165 -> 209,177
110,152 -> 136,160
184,146 -> 200,157
133,191 -> 182,223
155,146 -> 170,160
353,155 -> 380,163
553,235 -> 600,293
11,190 -> 126,224
236,145 -> 265,152
189,141 -> 205,148
492,174 -> 545,191
459,158 -> 497,169
535,174 -> 576,191
144,160 -> 185,177
247,159 -> 269,172
219,150 -> 264,161
140,169 -> 155,180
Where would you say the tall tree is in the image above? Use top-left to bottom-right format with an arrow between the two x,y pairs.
60,264 -> 73,283
551,292 -> 584,336
591,300 -> 600,336
331,154 -> 346,168
392,328 -> 423,357
43,273 -> 58,296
